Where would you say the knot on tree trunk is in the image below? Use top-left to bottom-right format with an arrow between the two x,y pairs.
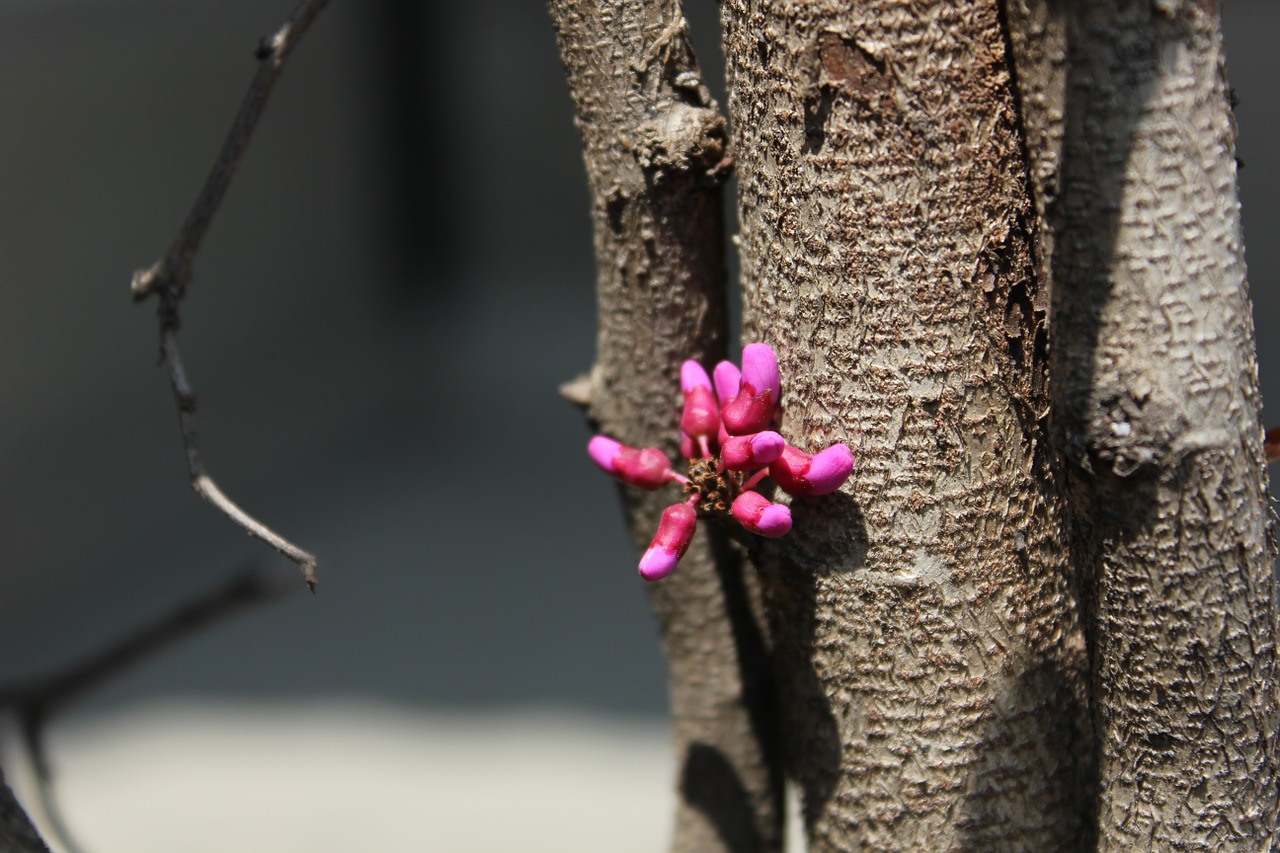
1061,380 -> 1239,483
630,102 -> 732,186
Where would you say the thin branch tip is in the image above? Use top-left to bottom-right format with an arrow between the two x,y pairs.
191,474 -> 318,590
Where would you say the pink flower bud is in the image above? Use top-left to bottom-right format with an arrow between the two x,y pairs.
769,443 -> 853,496
741,343 -> 781,396
712,361 -> 741,406
730,491 -> 792,537
587,436 -> 673,490
681,361 -> 720,453
638,502 -> 698,581
808,444 -> 854,488
721,430 -> 786,471
588,436 -> 624,471
721,343 -> 781,435
681,385 -> 720,445
681,360 -> 713,395
713,361 -> 742,448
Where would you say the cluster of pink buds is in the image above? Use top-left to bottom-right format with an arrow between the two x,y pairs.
588,343 -> 853,581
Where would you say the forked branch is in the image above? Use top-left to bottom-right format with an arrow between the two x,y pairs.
130,0 -> 328,589
131,0 -> 329,303
0,564 -> 296,853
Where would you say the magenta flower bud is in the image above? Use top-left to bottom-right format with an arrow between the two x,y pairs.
721,343 -> 781,435
730,491 -> 792,538
712,361 -> 741,406
769,443 -> 853,496
681,385 -> 720,443
588,436 -> 673,490
638,502 -> 698,581
807,444 -> 854,490
618,447 -> 677,489
586,345 -> 838,578
741,343 -> 781,396
769,446 -> 812,495
721,430 -> 786,471
713,361 -> 742,448
681,360 -> 713,395
680,360 -> 720,444
588,436 -> 623,471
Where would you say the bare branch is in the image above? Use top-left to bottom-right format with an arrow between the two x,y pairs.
160,328 -> 318,589
130,0 -> 329,303
8,565 -> 293,850
130,0 -> 328,589
0,564 -> 295,722
15,716 -> 85,853
0,770 -> 49,853
0,564 -> 295,853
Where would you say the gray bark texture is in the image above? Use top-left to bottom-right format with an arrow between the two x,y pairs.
549,2 -> 785,851
554,0 -> 1277,850
1007,0 -> 1280,848
722,0 -> 1092,849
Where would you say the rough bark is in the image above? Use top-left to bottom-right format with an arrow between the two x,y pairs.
1006,0 -> 1280,847
548,2 -> 784,850
721,1 -> 1093,849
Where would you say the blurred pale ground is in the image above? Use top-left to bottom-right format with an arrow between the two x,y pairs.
0,1 -> 1275,850
7,703 -> 679,853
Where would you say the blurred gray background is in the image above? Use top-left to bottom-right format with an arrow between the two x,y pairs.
0,0 -> 1277,743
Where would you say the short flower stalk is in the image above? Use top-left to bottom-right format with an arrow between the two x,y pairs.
588,343 -> 853,581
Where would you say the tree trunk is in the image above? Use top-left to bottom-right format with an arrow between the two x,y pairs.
555,0 -> 1279,848
548,2 -> 784,850
1007,0 -> 1280,847
720,0 -> 1093,848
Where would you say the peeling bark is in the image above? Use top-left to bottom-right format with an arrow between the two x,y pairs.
1006,0 -> 1280,847
721,0 -> 1092,848
548,1 -> 783,850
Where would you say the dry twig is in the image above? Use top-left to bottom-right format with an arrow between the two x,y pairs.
0,564 -> 297,853
130,0 -> 329,589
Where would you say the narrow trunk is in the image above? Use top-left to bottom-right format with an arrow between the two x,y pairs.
549,2 -> 784,849
721,0 -> 1093,848
1007,0 -> 1280,846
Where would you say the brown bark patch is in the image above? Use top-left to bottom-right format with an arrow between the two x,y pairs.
804,31 -> 897,154
817,32 -> 888,98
